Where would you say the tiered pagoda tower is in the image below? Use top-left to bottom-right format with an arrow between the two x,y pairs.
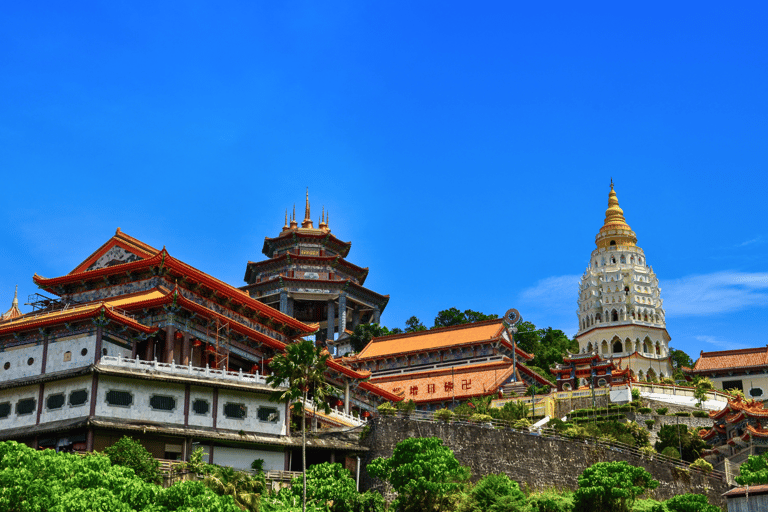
574,180 -> 673,382
242,191 -> 389,350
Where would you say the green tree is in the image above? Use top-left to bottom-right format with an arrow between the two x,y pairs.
458,473 -> 527,512
573,461 -> 658,512
693,377 -> 714,408
669,348 -> 693,380
514,322 -> 578,381
736,453 -> 768,485
203,466 -> 265,511
405,316 -> 427,332
367,437 -> 471,512
498,400 -> 529,422
654,424 -> 707,463
285,462 -> 384,512
104,436 -> 161,485
664,493 -> 721,512
267,338 -> 333,512
348,323 -> 390,353
433,308 -> 497,328
0,440 -> 240,512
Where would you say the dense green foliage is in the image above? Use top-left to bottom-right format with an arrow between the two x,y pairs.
457,473 -> 526,512
654,425 -> 707,463
693,377 -> 714,408
348,324 -> 393,354
433,308 -> 498,328
203,465 -> 265,511
0,441 -> 240,512
526,491 -> 573,512
274,462 -> 385,512
104,436 -> 161,484
513,322 -> 578,381
669,349 -> 693,380
664,493 -> 721,512
368,437 -> 470,512
573,461 -> 658,512
735,452 -> 768,485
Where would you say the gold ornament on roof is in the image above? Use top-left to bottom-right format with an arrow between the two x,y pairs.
595,180 -> 637,250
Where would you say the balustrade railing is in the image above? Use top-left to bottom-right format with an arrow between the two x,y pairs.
300,398 -> 366,426
99,355 -> 276,386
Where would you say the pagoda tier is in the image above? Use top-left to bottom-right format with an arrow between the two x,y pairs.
243,191 -> 389,349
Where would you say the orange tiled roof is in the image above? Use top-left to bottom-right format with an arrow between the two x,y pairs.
356,319 -> 525,360
691,347 -> 768,372
370,360 -> 517,403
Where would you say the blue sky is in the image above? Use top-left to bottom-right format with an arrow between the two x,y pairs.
1,2 -> 766,362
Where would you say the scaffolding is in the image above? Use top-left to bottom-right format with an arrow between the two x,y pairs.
205,318 -> 230,370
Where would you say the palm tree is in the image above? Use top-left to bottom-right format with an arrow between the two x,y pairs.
266,338 -> 332,512
203,466 -> 264,511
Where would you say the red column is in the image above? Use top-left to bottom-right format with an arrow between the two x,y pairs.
165,326 -> 175,364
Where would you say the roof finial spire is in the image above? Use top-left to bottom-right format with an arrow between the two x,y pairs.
12,285 -> 18,307
610,177 -> 614,190
301,188 -> 314,228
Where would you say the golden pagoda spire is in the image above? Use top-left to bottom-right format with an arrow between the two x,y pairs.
290,204 -> 298,228
301,188 -> 314,228
319,206 -> 328,230
595,180 -> 637,249
12,285 -> 18,308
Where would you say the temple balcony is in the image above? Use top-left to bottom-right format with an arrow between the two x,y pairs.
99,354 -> 278,388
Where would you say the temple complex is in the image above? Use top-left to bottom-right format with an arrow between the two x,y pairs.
242,191 -> 389,353
574,181 -> 673,382
701,396 -> 768,472
344,318 -> 552,410
0,228 -> 397,470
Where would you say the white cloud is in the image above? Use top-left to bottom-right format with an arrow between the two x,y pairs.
739,236 -> 765,247
517,275 -> 580,335
693,335 -> 749,351
662,271 -> 768,316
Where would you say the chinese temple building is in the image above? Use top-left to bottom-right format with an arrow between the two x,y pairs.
700,396 -> 768,471
344,318 -> 552,410
0,228 -> 396,470
242,191 -> 389,352
575,180 -> 673,381
685,347 -> 768,400
551,352 -> 630,392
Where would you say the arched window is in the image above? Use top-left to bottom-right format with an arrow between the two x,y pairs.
610,240 -> 616,246
620,255 -> 626,264
611,310 -> 618,322
613,341 -> 623,353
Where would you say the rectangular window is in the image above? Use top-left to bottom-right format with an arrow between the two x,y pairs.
409,386 -> 418,396
0,402 -> 10,419
106,390 -> 133,407
461,379 -> 472,390
46,393 -> 66,410
192,399 -> 210,415
16,398 -> 36,416
444,382 -> 453,392
722,380 -> 743,393
149,395 -> 176,411
257,406 -> 279,422
68,390 -> 88,407
427,384 -> 436,393
223,402 -> 247,419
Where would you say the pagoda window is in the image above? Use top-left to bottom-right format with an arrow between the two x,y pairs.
257,406 -> 279,422
0,403 -> 9,419
106,390 -> 133,408
461,379 -> 472,390
611,310 -> 618,322
427,384 -> 436,393
46,393 -> 66,410
16,398 -> 36,416
223,402 -> 247,419
750,388 -> 763,398
620,255 -> 626,264
612,341 -> 622,353
445,382 -> 454,392
69,390 -> 88,407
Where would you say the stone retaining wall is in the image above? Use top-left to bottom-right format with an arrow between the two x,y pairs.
361,417 -> 730,508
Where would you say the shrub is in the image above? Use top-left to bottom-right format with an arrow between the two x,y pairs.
655,408 -> 668,415
638,407 -> 652,414
631,388 -> 641,401
434,408 -> 455,422
527,491 -> 574,512
454,403 -> 474,421
377,402 -> 396,416
661,446 -> 681,459
513,418 -> 532,430
470,413 -> 493,424
665,493 -> 721,512
692,411 -> 709,418
396,399 -> 416,415
645,419 -> 656,429
573,461 -> 658,512
639,445 -> 656,458
674,412 -> 691,417
690,458 -> 714,473
103,436 -> 161,485
458,473 -> 526,512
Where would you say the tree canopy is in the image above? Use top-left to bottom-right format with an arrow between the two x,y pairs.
348,323 -> 391,354
367,436 -> 471,512
513,321 -> 578,381
736,453 -> 768,485
104,436 -> 161,485
654,424 -> 708,463
0,441 -> 240,512
573,461 -> 658,512
433,308 -> 497,328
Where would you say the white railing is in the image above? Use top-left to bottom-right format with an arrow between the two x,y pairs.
300,397 -> 366,427
99,355 -> 273,386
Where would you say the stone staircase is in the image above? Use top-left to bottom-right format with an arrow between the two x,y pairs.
501,381 -> 528,396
